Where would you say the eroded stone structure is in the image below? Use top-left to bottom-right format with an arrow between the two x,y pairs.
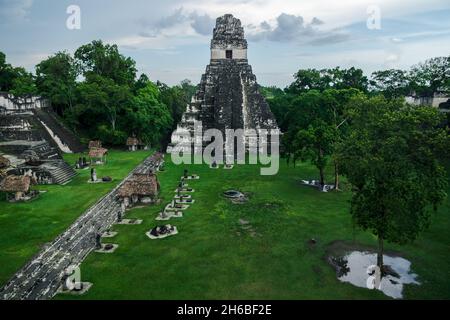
405,92 -> 450,112
168,14 -> 278,154
0,92 -> 84,154
0,92 -> 49,114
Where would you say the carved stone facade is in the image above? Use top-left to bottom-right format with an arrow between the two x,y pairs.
168,14 -> 279,154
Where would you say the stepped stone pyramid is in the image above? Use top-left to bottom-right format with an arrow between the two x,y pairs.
168,14 -> 279,155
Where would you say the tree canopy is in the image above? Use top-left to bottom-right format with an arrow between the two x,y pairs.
339,95 -> 449,269
36,51 -> 78,115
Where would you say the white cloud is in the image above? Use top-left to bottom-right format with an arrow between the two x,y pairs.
242,13 -> 351,46
1,0 -> 449,87
0,0 -> 33,23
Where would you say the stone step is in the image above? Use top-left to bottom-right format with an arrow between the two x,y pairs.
34,108 -> 85,153
45,161 -> 77,185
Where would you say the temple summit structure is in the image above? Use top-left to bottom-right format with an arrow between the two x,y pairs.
167,14 -> 279,157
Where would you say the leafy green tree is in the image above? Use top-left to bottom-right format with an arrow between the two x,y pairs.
128,81 -> 173,146
287,90 -> 337,185
339,95 -> 449,270
261,86 -> 293,132
70,40 -> 140,144
409,56 -> 450,96
159,83 -> 187,129
0,52 -> 18,92
179,79 -> 197,102
259,85 -> 284,100
10,67 -> 37,96
283,89 -> 360,187
370,69 -> 410,98
35,51 -> 78,115
328,67 -> 368,92
287,69 -> 328,94
295,120 -> 336,186
0,52 -> 37,96
323,88 -> 362,189
287,67 -> 368,94
134,73 -> 150,93
76,74 -> 131,144
74,40 -> 137,86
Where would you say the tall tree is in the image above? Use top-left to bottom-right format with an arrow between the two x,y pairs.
370,69 -> 410,98
35,51 -> 78,115
159,83 -> 187,129
328,67 -> 368,92
323,88 -> 362,190
134,73 -> 150,93
0,52 -> 37,96
9,67 -> 37,96
287,68 -> 329,94
179,79 -> 197,102
262,86 -> 293,132
288,90 -> 337,186
339,95 -> 449,271
128,81 -> 173,146
409,56 -> 450,96
295,120 -> 336,186
287,67 -> 368,94
0,52 -> 18,92
76,74 -> 131,144
74,40 -> 137,86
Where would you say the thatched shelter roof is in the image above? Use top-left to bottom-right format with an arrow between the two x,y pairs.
0,155 -> 10,169
126,137 -> 140,146
88,140 -> 102,149
0,175 -> 30,193
117,173 -> 159,198
88,147 -> 108,158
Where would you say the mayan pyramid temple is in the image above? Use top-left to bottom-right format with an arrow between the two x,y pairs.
168,14 -> 279,155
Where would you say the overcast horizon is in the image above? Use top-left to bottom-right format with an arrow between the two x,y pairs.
1,0 -> 450,88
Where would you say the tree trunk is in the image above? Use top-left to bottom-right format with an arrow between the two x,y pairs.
334,159 -> 339,191
319,167 -> 325,187
109,114 -> 116,131
377,235 -> 384,270
319,148 -> 325,186
68,93 -> 73,111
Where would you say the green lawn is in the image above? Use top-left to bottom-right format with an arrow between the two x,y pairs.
55,156 -> 450,300
0,149 -> 153,286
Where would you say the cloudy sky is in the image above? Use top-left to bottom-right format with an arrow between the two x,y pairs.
1,0 -> 449,87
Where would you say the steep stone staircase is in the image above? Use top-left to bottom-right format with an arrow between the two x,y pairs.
41,160 -> 77,185
33,108 -> 84,153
